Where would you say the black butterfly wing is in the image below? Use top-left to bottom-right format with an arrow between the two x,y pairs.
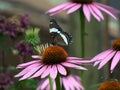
51,31 -> 73,46
49,19 -> 73,45
60,31 -> 73,45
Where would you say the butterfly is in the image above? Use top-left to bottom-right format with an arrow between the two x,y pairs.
49,19 -> 73,46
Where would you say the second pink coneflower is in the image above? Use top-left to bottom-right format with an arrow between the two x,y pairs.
91,39 -> 120,73
46,0 -> 120,22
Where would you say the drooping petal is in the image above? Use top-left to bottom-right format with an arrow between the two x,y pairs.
41,65 -> 51,78
48,11 -> 63,16
57,64 -> 67,76
66,79 -> 75,90
19,65 -> 42,81
94,2 -> 118,20
91,49 -> 113,61
94,2 -> 120,14
50,65 -> 58,79
62,62 -> 87,70
93,60 -> 101,66
30,65 -> 47,78
15,63 -> 41,77
90,4 -> 104,20
83,5 -> 91,22
98,51 -> 116,69
110,51 -> 120,73
68,76 -> 84,90
63,3 -> 76,10
47,2 -> 71,13
17,60 -> 40,68
67,59 -> 91,64
67,57 -> 82,60
88,5 -> 101,21
32,55 -> 41,59
37,79 -> 49,90
67,4 -> 81,14
62,78 -> 71,90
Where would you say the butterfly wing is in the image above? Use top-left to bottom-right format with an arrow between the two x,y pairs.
50,31 -> 73,46
59,31 -> 73,45
49,19 -> 73,45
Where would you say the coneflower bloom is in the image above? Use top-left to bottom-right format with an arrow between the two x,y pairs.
15,45 -> 89,81
46,0 -> 120,22
37,74 -> 84,90
98,80 -> 120,90
91,39 -> 120,73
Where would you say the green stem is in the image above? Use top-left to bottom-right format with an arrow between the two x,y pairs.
56,74 -> 61,90
79,9 -> 86,85
49,76 -> 53,90
79,9 -> 85,58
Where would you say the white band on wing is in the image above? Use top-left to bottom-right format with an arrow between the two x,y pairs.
49,28 -> 60,33
59,33 -> 68,45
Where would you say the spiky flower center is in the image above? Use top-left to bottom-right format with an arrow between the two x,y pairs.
71,0 -> 94,4
98,81 -> 120,90
112,39 -> 120,51
41,46 -> 68,64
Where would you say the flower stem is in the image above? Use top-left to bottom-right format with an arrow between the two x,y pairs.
49,76 -> 53,90
56,74 -> 61,90
79,9 -> 86,85
79,9 -> 85,58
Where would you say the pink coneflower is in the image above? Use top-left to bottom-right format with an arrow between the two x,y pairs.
46,0 -> 120,22
37,74 -> 84,90
91,39 -> 120,73
15,45 -> 89,81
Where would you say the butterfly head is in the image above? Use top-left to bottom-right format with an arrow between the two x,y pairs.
49,18 -> 58,28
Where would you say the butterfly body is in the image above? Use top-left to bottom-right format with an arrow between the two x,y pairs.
49,19 -> 73,46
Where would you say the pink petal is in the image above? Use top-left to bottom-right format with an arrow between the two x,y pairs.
62,79 -> 70,90
67,4 -> 81,14
90,4 -> 104,20
19,65 -> 41,81
37,79 -> 49,90
48,11 -> 63,16
91,49 -> 113,61
32,55 -> 41,59
98,51 -> 116,69
63,3 -> 76,10
111,51 -> 120,73
57,64 -> 67,76
73,75 -> 81,82
68,76 -> 84,89
30,65 -> 47,78
93,60 -> 101,66
94,2 -> 120,14
47,2 -> 71,13
17,60 -> 40,68
67,59 -> 91,64
67,57 -> 82,60
94,2 -> 117,20
88,5 -> 101,21
41,65 -> 51,78
15,63 -> 40,77
50,65 -> 58,79
62,62 -> 87,70
83,5 -> 91,22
